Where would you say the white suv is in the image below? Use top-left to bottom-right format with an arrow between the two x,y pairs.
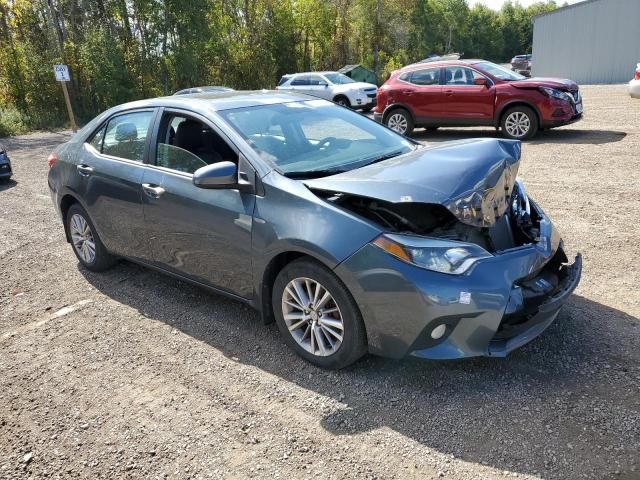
276,72 -> 377,111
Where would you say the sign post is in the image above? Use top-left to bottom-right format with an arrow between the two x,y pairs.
54,65 -> 77,132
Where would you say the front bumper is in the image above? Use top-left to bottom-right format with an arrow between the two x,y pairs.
335,218 -> 581,360
352,95 -> 376,109
542,113 -> 582,129
0,161 -> 12,178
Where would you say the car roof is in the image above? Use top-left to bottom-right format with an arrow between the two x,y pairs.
401,59 -> 486,72
283,71 -> 338,77
106,90 -> 319,114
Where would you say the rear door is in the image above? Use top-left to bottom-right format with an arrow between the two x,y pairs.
395,68 -> 443,121
440,66 -> 495,122
140,109 -> 255,298
77,109 -> 156,260
287,75 -> 311,95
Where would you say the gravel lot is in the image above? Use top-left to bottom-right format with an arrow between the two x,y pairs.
1,85 -> 639,480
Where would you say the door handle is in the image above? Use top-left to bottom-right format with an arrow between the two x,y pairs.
445,90 -> 454,96
77,165 -> 94,176
401,90 -> 413,96
142,183 -> 165,199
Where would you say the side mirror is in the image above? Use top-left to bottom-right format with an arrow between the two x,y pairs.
193,161 -> 237,189
474,78 -> 490,87
319,82 -> 328,87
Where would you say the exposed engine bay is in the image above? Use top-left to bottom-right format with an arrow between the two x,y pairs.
312,179 -> 541,254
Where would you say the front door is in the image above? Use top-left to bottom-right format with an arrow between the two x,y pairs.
78,109 -> 156,260
440,67 -> 495,122
141,109 -> 255,298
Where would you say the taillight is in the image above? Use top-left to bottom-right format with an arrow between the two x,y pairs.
47,152 -> 57,168
635,70 -> 640,81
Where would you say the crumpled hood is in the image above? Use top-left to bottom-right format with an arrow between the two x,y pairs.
305,138 -> 521,228
511,77 -> 578,91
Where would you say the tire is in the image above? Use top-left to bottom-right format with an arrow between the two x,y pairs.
272,258 -> 367,369
426,126 -> 439,131
66,203 -> 117,272
333,96 -> 351,108
384,108 -> 414,136
500,106 -> 539,140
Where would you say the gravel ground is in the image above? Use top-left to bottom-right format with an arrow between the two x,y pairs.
1,85 -> 639,480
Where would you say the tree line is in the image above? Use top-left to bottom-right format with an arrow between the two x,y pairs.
0,0 -> 558,135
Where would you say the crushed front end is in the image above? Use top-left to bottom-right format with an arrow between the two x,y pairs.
331,174 -> 581,360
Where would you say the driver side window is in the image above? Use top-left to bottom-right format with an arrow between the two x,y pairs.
155,113 -> 237,174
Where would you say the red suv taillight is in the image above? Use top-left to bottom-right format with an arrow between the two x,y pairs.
47,152 -> 57,168
635,69 -> 640,81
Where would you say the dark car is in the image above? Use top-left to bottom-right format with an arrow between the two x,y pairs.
47,91 -> 581,369
173,86 -> 234,95
0,142 -> 12,180
511,54 -> 532,76
374,59 -> 582,139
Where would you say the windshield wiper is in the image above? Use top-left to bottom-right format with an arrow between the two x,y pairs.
359,149 -> 407,167
284,168 -> 347,179
284,149 -> 412,179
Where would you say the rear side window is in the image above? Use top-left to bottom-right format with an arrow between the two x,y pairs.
291,76 -> 310,86
102,111 -> 153,162
88,125 -> 106,151
409,68 -> 440,86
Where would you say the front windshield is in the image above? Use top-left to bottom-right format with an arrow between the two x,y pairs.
476,61 -> 525,81
324,73 -> 355,85
219,100 -> 414,177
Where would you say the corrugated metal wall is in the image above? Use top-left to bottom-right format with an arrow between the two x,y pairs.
532,0 -> 640,84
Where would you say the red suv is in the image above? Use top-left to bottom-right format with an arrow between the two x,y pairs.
374,59 -> 583,139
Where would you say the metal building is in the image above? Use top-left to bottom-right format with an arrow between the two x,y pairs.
532,0 -> 640,84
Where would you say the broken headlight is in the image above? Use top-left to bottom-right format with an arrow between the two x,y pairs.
539,87 -> 572,102
372,234 -> 492,275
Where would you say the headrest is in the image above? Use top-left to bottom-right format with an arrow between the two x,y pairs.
115,123 -> 138,142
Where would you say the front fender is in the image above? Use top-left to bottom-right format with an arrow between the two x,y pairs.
251,172 -> 381,312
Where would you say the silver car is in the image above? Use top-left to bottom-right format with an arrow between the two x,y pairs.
276,72 -> 377,111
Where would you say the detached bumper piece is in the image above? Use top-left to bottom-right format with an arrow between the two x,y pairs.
488,253 -> 582,357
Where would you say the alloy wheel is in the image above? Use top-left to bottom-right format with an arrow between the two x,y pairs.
281,277 -> 344,357
387,113 -> 408,134
70,213 -> 96,264
504,111 -> 531,138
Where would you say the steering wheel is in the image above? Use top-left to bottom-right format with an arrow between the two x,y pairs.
317,136 -> 338,149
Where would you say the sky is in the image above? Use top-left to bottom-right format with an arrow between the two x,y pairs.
467,0 -> 583,9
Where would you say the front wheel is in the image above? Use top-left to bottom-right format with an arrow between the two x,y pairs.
272,259 -> 367,369
333,96 -> 351,108
501,106 -> 539,140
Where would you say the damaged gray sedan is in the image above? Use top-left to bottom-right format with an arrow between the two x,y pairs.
48,92 -> 581,369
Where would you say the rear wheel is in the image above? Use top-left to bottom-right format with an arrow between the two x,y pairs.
501,106 -> 539,140
272,258 -> 367,369
66,204 -> 116,272
384,108 -> 414,136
